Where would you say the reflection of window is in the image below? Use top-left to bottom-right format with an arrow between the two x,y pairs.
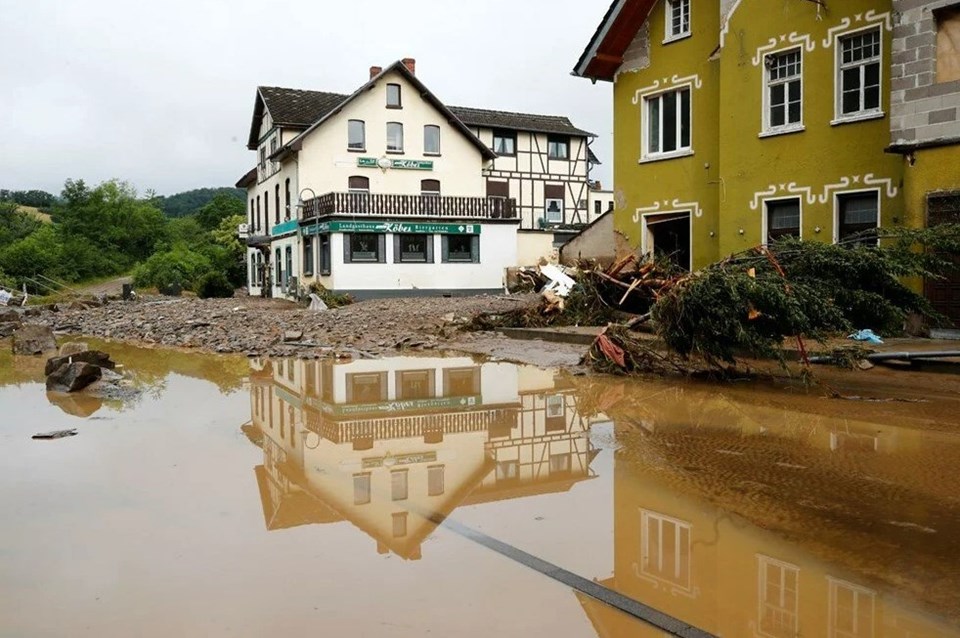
442,235 -> 479,263
640,510 -> 692,591
347,233 -> 382,263
346,372 -> 387,403
397,369 -> 435,399
496,460 -> 519,481
766,198 -> 801,241
428,465 -> 445,496
837,28 -> 882,119
304,361 -> 317,397
443,367 -> 480,396
549,453 -> 571,473
391,470 -> 408,501
493,130 -> 516,156
758,556 -> 799,638
829,430 -> 880,452
354,473 -> 371,505
392,512 -> 408,537
837,191 -> 879,246
424,125 -> 440,155
545,394 -> 566,432
828,578 -> 875,638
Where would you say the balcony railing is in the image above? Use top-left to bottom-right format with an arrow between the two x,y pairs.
301,192 -> 517,221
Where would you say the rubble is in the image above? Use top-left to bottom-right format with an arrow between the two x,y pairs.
12,325 -> 57,355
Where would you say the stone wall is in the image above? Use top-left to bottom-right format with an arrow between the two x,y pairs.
891,0 -> 960,146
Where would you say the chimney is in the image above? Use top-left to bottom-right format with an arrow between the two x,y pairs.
369,65 -> 383,79
402,57 -> 416,76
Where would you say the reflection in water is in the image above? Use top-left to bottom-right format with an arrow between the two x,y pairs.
242,358 -> 960,637
243,355 -> 600,560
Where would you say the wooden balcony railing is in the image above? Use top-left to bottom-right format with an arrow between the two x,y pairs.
301,192 -> 517,221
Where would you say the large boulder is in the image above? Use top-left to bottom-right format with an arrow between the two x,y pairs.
0,308 -> 21,324
0,322 -> 19,338
12,325 -> 57,355
58,342 -> 89,357
44,350 -> 115,376
45,361 -> 102,392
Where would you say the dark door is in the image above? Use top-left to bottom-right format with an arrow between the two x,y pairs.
925,192 -> 960,326
647,213 -> 691,271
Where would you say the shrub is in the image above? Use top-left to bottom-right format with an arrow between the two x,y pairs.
195,271 -> 235,299
133,246 -> 211,291
307,282 -> 353,308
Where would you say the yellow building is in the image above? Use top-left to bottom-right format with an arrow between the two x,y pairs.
574,0 -> 905,271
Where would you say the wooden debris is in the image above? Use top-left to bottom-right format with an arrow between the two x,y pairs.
32,429 -> 78,440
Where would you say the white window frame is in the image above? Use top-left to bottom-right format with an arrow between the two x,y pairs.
757,555 -> 800,638
833,25 -> 885,125
545,198 -> 565,223
641,85 -> 693,162
423,125 -> 441,155
640,210 -> 693,271
386,122 -> 404,153
827,577 -> 876,638
347,119 -> 366,151
664,0 -> 691,43
762,196 -> 803,244
761,47 -> 805,137
638,509 -> 693,592
833,188 -> 881,245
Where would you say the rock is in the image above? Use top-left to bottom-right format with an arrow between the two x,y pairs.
46,361 -> 102,392
47,392 -> 104,417
12,325 -> 57,355
59,342 -> 89,357
44,350 -> 115,376
284,330 -> 304,342
0,308 -> 21,324
0,322 -> 19,338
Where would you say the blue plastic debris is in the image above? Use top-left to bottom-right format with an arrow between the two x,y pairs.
848,329 -> 884,344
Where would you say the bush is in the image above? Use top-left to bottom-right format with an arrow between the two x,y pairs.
195,271 -> 235,299
307,282 -> 353,308
133,246 -> 211,291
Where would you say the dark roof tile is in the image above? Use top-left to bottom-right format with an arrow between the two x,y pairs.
449,106 -> 595,137
259,87 -> 349,127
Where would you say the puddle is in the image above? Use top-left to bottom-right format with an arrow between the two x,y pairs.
2,345 -> 960,636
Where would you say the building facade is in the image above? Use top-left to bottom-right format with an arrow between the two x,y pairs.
889,1 -> 960,324
574,0 -> 907,272
238,59 -> 601,299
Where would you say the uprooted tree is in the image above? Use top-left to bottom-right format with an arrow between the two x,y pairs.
471,224 -> 960,376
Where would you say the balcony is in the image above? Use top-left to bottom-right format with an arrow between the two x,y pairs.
301,192 -> 517,221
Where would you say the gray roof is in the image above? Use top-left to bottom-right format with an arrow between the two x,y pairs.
259,87 -> 349,128
449,105 -> 595,138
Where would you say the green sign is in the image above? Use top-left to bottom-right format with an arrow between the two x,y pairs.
270,219 -> 299,237
362,451 -> 438,469
304,221 -> 481,236
309,395 -> 482,417
357,157 -> 434,171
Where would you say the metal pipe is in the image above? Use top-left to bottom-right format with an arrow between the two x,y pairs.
810,351 -> 960,364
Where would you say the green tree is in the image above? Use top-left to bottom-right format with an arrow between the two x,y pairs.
196,193 -> 246,230
132,245 -> 212,291
0,201 -> 42,249
209,214 -> 247,286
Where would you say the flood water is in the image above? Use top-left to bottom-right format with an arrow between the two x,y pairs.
2,343 -> 960,637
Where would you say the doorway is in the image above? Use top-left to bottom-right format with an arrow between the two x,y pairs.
643,212 -> 691,271
925,192 -> 960,326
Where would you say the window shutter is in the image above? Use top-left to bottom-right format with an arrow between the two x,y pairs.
544,184 -> 565,199
393,235 -> 402,264
471,235 -> 480,263
486,180 -> 509,198
378,234 -> 386,263
343,235 -> 352,262
426,235 -> 435,263
441,236 -> 450,263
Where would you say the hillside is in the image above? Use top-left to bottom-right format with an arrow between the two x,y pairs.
16,205 -> 52,224
159,187 -> 244,218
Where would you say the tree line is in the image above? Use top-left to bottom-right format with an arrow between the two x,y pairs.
0,180 -> 247,297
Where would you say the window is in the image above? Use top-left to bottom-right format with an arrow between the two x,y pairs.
766,198 -> 801,241
347,119 -> 365,151
249,198 -> 254,228
284,178 -> 291,219
837,28 -> 882,119
765,49 -> 803,132
275,185 -> 280,224
275,248 -> 282,285
345,232 -> 384,263
348,176 -> 370,194
424,125 -> 440,155
397,370 -> 435,399
545,199 -> 564,223
259,147 -> 266,171
284,246 -> 293,288
249,254 -> 256,287
493,130 -> 516,156
443,367 -> 480,395
442,235 -> 479,263
303,237 -> 314,275
547,135 -> 569,160
496,460 -> 519,481
757,556 -> 799,638
837,192 -> 879,245
386,83 -> 402,108
255,196 -> 261,231
486,180 -> 509,198
936,7 -> 960,83
666,0 -> 691,40
264,190 -> 270,225
319,234 -> 331,275
645,87 -> 691,158
420,179 -> 440,196
594,200 -> 602,216
394,233 -> 432,263
387,122 -> 404,152
353,474 -> 371,505
549,454 -> 571,473
641,510 -> 692,590
346,371 -> 387,402
828,578 -> 875,638
391,470 -> 408,501
428,466 -> 445,496
392,512 -> 408,537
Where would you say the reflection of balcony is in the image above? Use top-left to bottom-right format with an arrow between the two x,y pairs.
301,192 -> 517,221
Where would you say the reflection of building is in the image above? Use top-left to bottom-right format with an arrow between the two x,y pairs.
243,356 -> 599,559
577,388 -> 960,638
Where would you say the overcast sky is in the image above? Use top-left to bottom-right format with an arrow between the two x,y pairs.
0,0 -> 613,197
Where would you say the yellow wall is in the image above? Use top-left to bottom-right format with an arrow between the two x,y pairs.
612,0 -> 721,269
902,145 -> 960,228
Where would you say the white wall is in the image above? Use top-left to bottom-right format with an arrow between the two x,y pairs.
296,69 -> 487,198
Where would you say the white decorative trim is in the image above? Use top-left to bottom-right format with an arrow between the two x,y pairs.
750,185 -> 779,211
863,173 -> 899,199
631,74 -> 703,104
819,177 -> 853,204
750,183 -> 816,211
719,0 -> 744,49
632,198 -> 703,224
632,201 -> 662,224
822,11 -> 892,48
752,33 -> 816,67
819,174 -> 898,204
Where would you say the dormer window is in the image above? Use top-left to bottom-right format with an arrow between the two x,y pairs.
665,0 -> 691,41
386,83 -> 402,108
547,135 -> 569,160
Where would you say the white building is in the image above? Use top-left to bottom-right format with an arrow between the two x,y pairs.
237,58 -> 601,299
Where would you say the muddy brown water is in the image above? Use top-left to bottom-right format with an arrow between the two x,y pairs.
2,342 -> 960,637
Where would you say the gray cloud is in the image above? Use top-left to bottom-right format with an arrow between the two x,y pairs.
0,0 -> 613,196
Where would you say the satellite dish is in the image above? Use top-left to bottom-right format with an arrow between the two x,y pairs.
377,157 -> 392,170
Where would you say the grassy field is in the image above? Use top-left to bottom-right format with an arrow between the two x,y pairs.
16,205 -> 52,223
